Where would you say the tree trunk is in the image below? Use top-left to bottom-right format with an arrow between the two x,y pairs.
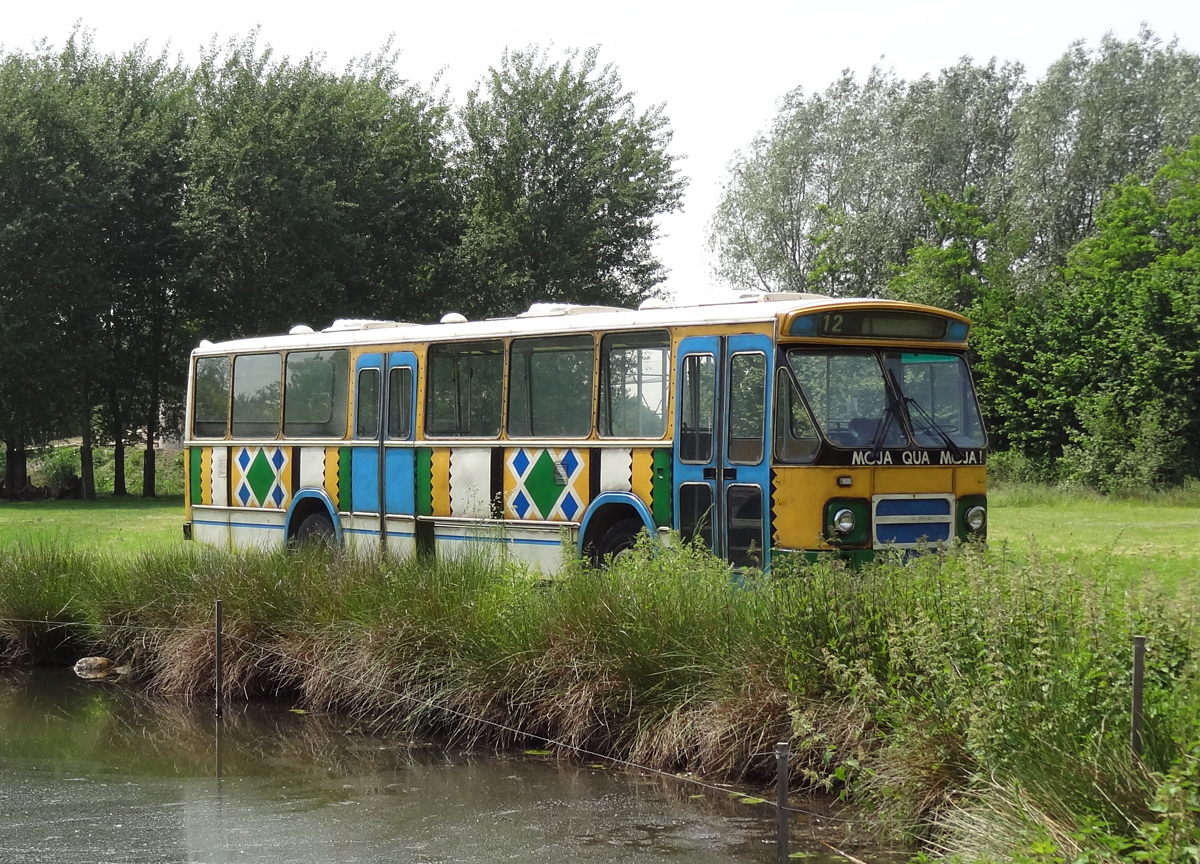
142,371 -> 159,498
110,376 -> 126,496
80,371 -> 96,501
3,435 -> 25,498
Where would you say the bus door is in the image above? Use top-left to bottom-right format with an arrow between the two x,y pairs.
674,335 -> 772,567
351,353 -> 384,554
723,334 -> 771,568
382,352 -> 417,556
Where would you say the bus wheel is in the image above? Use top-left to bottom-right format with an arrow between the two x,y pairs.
294,512 -> 336,549
596,518 -> 644,566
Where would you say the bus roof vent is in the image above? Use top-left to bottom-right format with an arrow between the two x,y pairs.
638,297 -> 669,310
737,292 -> 823,303
440,312 -> 468,324
323,319 -> 403,332
289,324 -> 315,335
518,302 -> 625,318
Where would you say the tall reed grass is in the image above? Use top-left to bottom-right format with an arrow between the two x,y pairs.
0,537 -> 1196,861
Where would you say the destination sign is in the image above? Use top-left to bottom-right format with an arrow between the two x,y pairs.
818,311 -> 947,339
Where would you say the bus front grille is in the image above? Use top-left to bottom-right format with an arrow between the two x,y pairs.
872,494 -> 955,548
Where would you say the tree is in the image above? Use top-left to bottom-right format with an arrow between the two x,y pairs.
179,35 -> 461,342
454,46 -> 684,317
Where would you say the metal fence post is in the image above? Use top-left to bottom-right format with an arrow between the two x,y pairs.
776,741 -> 790,862
1132,635 -> 1145,756
214,599 -> 223,719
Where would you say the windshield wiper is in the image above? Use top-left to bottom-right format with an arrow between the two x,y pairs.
885,367 -> 964,460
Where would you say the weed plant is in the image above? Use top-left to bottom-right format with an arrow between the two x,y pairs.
0,537 -> 1196,862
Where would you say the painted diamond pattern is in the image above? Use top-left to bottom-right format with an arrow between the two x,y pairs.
560,493 -> 579,520
247,450 -> 275,502
506,448 -> 585,521
233,446 -> 290,509
525,451 -> 562,519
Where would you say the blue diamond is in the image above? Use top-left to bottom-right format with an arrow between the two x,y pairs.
271,449 -> 286,471
238,449 -> 252,470
560,493 -> 579,520
513,491 -> 530,518
512,449 -> 530,477
238,484 -> 251,505
560,449 -> 579,478
271,484 -> 285,506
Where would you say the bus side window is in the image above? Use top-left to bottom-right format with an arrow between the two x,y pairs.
387,367 -> 413,440
193,356 -> 230,438
356,369 -> 381,439
727,352 -> 766,464
283,350 -> 348,438
774,369 -> 820,463
231,353 -> 282,438
426,342 -> 503,437
508,335 -> 594,438
679,354 -> 715,463
599,331 -> 670,438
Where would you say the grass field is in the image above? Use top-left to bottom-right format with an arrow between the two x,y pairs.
987,483 -> 1200,589
0,496 -> 184,550
1,487 -> 1198,584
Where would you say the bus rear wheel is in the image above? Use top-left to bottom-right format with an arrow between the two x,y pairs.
294,512 -> 336,549
595,517 -> 645,566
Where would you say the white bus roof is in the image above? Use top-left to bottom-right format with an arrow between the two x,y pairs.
191,293 -> 957,355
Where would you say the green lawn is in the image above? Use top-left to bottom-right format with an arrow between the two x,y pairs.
987,484 -> 1200,589
0,488 -> 1197,588
0,496 -> 184,551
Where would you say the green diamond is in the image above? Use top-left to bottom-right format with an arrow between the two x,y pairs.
524,451 -> 562,519
246,449 -> 276,505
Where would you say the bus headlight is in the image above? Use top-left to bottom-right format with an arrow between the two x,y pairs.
833,508 -> 856,535
965,505 -> 986,532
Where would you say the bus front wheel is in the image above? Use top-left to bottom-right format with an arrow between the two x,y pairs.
294,512 -> 336,549
595,517 -> 644,566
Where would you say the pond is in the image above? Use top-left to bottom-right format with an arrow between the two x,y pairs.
0,670 -> 857,863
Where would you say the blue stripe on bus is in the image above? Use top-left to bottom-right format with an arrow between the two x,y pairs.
193,519 -> 285,530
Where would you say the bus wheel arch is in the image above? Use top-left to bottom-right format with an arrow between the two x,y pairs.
579,493 -> 656,566
286,491 -> 343,548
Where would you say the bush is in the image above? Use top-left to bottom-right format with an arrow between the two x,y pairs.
1059,396 -> 1186,494
26,446 -> 185,496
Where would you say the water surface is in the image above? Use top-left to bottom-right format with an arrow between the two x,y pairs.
0,671 -> 852,863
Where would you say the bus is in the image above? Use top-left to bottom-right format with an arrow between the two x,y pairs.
183,293 -> 988,571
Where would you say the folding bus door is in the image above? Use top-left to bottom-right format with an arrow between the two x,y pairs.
722,335 -> 772,569
674,336 -> 720,555
674,334 -> 773,568
350,353 -> 384,554
382,352 -> 417,557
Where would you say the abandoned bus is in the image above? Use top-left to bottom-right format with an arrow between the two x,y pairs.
182,293 -> 987,570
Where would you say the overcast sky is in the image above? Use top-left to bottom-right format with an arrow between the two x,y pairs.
5,1 -> 1200,304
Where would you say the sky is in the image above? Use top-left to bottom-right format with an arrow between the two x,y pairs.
4,1 -> 1200,305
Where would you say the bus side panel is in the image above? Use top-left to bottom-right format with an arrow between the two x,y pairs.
228,509 -> 286,552
432,520 -> 569,574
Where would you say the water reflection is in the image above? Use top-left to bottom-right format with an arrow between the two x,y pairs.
0,671 -> 853,863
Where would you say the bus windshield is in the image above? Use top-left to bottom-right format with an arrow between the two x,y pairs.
883,352 -> 986,448
785,349 -> 985,450
786,351 -> 907,448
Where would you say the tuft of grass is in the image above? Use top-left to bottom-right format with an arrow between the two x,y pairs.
0,538 -> 1196,861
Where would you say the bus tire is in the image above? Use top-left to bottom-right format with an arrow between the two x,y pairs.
294,512 -> 336,549
596,517 -> 645,565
